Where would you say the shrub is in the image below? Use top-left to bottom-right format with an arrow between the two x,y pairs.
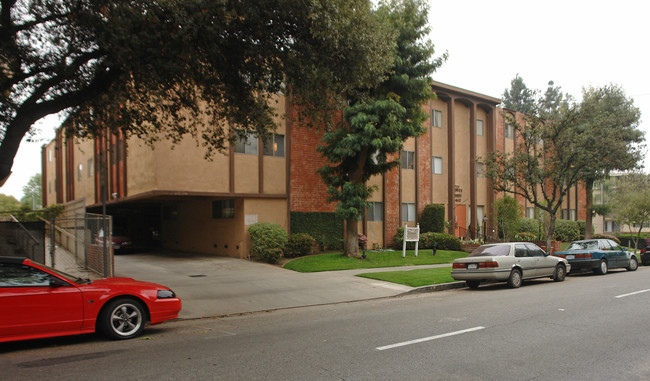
285,233 -> 317,258
519,218 -> 543,239
248,222 -> 288,263
419,204 -> 445,233
577,220 -> 586,238
257,248 -> 283,264
592,234 -> 621,244
515,232 -> 537,242
393,228 -> 461,251
553,219 -> 580,242
290,212 -> 343,250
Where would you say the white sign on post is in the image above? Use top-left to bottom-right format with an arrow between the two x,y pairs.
402,223 -> 420,258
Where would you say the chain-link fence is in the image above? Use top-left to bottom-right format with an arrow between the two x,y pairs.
52,213 -> 114,277
0,217 -> 45,263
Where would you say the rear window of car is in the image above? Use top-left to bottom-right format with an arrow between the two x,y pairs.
469,245 -> 511,257
568,241 -> 598,250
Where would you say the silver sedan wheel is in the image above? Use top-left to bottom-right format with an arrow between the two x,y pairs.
507,269 -> 522,288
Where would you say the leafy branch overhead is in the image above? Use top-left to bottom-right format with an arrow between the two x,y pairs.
0,0 -> 394,183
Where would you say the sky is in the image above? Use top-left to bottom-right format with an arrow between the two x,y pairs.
2,0 -> 649,200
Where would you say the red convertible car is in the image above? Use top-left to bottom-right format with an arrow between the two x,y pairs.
0,256 -> 181,343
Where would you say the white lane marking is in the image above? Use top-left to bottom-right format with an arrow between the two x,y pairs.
615,289 -> 650,298
376,326 -> 485,351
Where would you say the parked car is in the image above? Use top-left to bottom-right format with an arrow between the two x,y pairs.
553,239 -> 638,274
96,227 -> 134,253
451,242 -> 570,289
640,238 -> 650,266
0,256 -> 181,343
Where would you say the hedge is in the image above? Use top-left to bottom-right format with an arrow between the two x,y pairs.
553,219 -> 580,242
290,212 -> 343,250
393,227 -> 461,251
248,222 -> 288,264
419,204 -> 445,233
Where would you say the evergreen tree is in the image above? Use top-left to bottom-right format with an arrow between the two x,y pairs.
502,74 -> 537,114
318,0 -> 446,257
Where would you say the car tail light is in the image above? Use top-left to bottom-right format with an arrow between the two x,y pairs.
452,263 -> 465,269
576,253 -> 592,259
555,254 -> 565,258
478,261 -> 499,268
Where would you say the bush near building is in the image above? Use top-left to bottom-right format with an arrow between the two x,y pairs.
393,228 -> 461,251
285,233 -> 318,258
248,222 -> 288,264
553,219 -> 580,242
419,204 -> 446,233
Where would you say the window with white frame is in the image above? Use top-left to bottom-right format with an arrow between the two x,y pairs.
401,150 -> 415,169
366,202 -> 383,222
263,134 -> 285,157
401,203 -> 416,222
234,131 -> 258,155
432,156 -> 443,174
476,162 -> 485,178
476,120 -> 484,136
432,109 -> 443,128
77,164 -> 83,181
561,209 -> 569,220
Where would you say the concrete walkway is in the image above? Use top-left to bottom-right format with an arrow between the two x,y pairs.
113,251 -> 462,320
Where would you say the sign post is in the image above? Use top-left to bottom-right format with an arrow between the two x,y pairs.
402,224 -> 420,258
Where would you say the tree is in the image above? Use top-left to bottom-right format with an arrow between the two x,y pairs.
485,109 -> 585,250
608,173 -> 650,253
502,74 -> 537,114
493,195 -> 522,241
0,0 -> 394,186
21,173 -> 41,209
317,0 -> 446,257
0,193 -> 20,212
574,85 -> 643,239
538,80 -> 572,120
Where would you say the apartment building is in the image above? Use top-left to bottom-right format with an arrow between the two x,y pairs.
42,82 -> 587,258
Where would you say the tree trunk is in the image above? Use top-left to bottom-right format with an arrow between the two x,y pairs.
343,217 -> 360,258
546,213 -> 557,253
585,178 -> 594,239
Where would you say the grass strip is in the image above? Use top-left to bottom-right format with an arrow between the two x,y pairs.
283,250 -> 468,273
357,267 -> 455,287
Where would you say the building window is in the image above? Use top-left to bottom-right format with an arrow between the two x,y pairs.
476,162 -> 485,178
87,159 -> 93,177
263,134 -> 285,157
212,199 -> 235,219
401,150 -> 415,169
366,202 -> 383,222
526,207 -> 535,219
77,164 -> 83,181
476,120 -> 484,136
432,156 -> 443,174
402,203 -> 416,222
48,149 -> 52,162
432,109 -> 443,128
234,131 -> 258,155
570,209 -> 576,221
505,123 -> 514,139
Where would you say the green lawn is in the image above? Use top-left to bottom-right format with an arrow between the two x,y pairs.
282,249 -> 468,272
357,267 -> 455,287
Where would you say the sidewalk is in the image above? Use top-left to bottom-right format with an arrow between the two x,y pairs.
113,251 -> 464,319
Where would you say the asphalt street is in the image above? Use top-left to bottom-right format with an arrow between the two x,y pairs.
3,266 -> 650,380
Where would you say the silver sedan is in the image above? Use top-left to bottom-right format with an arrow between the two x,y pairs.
451,242 -> 571,289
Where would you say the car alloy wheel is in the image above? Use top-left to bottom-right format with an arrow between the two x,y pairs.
100,298 -> 146,340
627,256 -> 638,271
507,269 -> 522,288
553,264 -> 566,282
595,259 -> 608,275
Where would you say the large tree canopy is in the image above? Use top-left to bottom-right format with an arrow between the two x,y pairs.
0,0 -> 394,185
318,0 -> 446,257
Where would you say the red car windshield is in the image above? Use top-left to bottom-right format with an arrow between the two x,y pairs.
469,245 -> 511,257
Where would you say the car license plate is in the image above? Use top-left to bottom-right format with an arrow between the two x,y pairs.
467,263 -> 478,269
566,255 -> 575,259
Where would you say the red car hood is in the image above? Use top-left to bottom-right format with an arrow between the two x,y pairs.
91,277 -> 168,289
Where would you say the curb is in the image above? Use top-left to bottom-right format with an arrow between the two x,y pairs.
402,281 -> 466,295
